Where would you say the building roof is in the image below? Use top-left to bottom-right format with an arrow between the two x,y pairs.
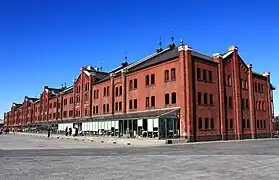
128,47 -> 179,73
62,85 -> 73,94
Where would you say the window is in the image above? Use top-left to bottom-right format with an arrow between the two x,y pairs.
247,119 -> 250,129
146,97 -> 149,108
208,71 -> 212,82
197,68 -> 201,80
204,93 -> 208,105
134,79 -> 137,89
262,102 -> 265,111
115,102 -> 118,111
255,82 -> 257,92
203,69 -> 207,81
70,97 -> 73,104
63,111 -> 67,118
115,87 -> 119,96
164,70 -> 169,82
151,74 -> 155,85
96,106 -> 98,114
165,93 -> 170,105
103,104 -> 106,113
245,80 -> 248,89
107,87 -> 109,96
209,94 -> 213,105
211,118 -> 214,129
242,119 -> 246,129
93,106 -> 96,114
104,87 -> 106,96
261,84 -> 264,93
198,92 -> 202,105
229,96 -> 232,107
85,93 -> 88,101
129,80 -> 133,90
129,100 -> 133,110
145,75 -> 149,86
106,104 -> 109,113
171,68 -> 176,81
205,118 -> 209,129
64,99 -> 67,105
134,99 -> 137,109
54,102 -> 56,108
69,110 -> 73,117
198,117 -> 203,129
246,99 -> 249,109
257,120 -> 259,129
241,99 -> 244,109
151,96 -> 155,107
119,102 -> 122,111
228,75 -> 232,86
258,83 -> 261,92
85,109 -> 88,116
263,120 -> 266,129
119,86 -> 122,96
230,119 -> 233,129
49,103 -> 52,109
172,92 -> 176,104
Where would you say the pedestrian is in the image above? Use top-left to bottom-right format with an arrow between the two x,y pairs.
65,127 -> 68,136
69,128 -> 72,136
47,128 -> 51,138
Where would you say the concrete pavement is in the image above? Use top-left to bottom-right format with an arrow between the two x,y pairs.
14,132 -> 167,147
1,135 -> 279,179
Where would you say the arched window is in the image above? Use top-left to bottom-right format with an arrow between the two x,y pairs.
164,70 -> 169,82
115,87 -> 119,96
172,92 -> 176,104
228,75 -> 232,86
171,68 -> 176,81
165,93 -> 170,105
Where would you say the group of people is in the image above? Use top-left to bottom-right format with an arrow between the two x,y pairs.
64,127 -> 79,136
0,127 -> 15,135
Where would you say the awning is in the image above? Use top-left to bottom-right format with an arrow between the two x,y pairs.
29,108 -> 180,125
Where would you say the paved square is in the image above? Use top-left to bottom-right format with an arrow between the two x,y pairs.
1,135 -> 279,180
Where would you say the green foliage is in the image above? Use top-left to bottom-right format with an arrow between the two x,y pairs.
274,116 -> 279,131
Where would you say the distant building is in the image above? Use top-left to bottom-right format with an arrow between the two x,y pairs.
0,119 -> 3,128
3,42 -> 276,142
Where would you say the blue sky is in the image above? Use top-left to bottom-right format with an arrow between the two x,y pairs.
1,0 -> 279,118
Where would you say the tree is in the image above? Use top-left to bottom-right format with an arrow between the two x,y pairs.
273,116 -> 279,131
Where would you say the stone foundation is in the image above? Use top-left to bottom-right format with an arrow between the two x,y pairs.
186,133 -> 272,142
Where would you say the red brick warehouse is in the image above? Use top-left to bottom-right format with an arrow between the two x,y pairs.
3,39 -> 276,142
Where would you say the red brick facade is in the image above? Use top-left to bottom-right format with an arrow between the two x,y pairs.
3,44 -> 275,141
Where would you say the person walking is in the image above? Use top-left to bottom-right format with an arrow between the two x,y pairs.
47,128 -> 51,138
65,127 -> 68,136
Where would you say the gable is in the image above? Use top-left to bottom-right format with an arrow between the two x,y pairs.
238,56 -> 249,75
